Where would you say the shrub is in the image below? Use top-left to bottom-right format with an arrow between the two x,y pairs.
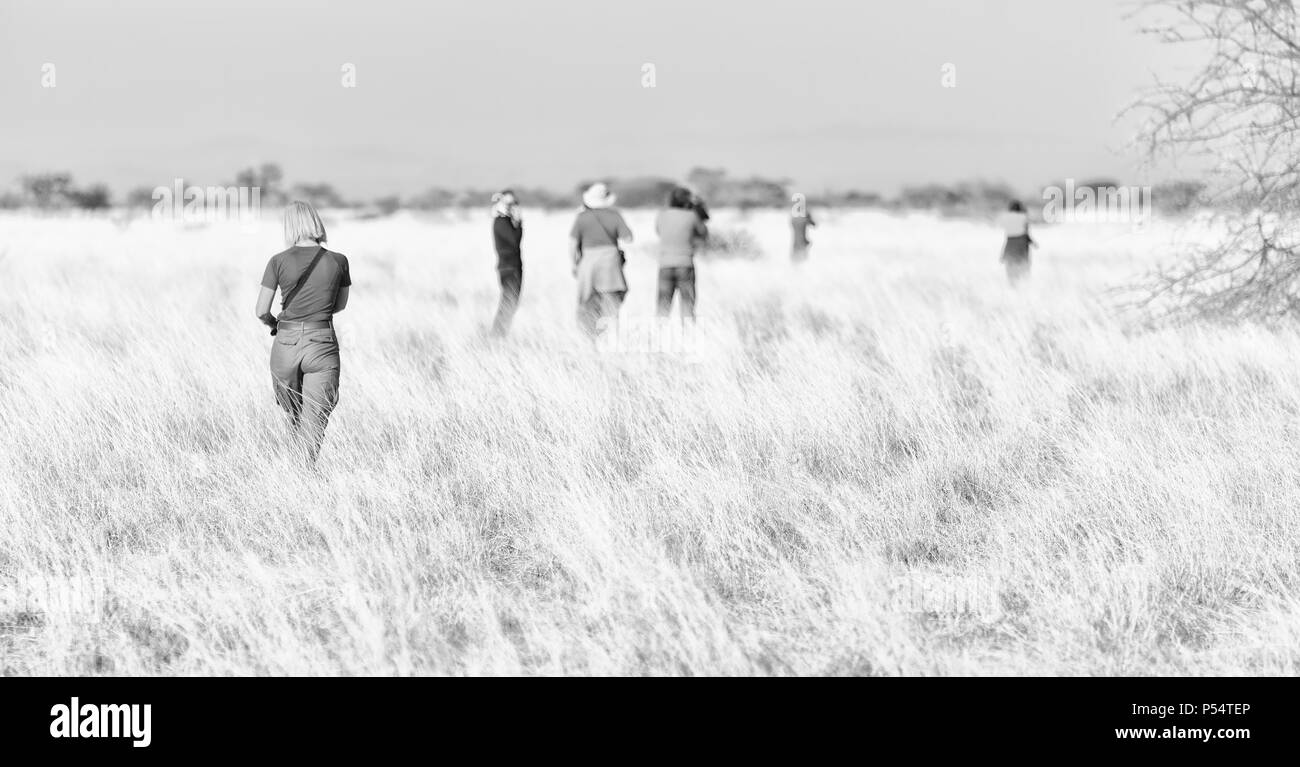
699,225 -> 763,260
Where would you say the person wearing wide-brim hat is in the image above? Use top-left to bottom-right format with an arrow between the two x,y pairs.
570,182 -> 634,340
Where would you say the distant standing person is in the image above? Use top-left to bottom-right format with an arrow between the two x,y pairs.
655,187 -> 708,321
570,182 -> 633,340
254,201 -> 351,463
791,200 -> 816,262
998,200 -> 1035,284
490,190 -> 523,337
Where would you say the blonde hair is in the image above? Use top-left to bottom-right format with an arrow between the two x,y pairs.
283,201 -> 327,246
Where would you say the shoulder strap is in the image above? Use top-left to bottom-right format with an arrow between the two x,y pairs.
280,246 -> 326,313
587,209 -> 618,244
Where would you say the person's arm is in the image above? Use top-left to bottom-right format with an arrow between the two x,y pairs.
255,286 -> 276,327
569,216 -> 583,275
333,255 -> 352,313
256,257 -> 279,329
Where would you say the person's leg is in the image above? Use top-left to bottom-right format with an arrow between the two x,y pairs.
269,333 -> 304,431
577,293 -> 601,339
297,330 -> 341,462
1007,258 -> 1029,285
492,268 -> 522,336
598,291 -> 624,337
678,267 -> 696,320
656,268 -> 675,318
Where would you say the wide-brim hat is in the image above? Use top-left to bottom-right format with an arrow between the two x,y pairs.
582,182 -> 616,209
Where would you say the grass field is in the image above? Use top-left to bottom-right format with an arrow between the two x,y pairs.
2,207 -> 1298,675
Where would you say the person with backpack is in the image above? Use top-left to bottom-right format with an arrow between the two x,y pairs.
490,189 -> 524,337
570,182 -> 633,340
254,200 -> 352,462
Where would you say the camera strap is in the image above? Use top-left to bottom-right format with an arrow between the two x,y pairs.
587,210 -> 624,257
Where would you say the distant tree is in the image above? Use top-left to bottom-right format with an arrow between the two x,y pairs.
836,190 -> 885,207
1132,0 -> 1300,322
291,182 -> 347,209
405,189 -> 453,210
1151,180 -> 1208,215
512,186 -> 573,209
898,183 -> 963,210
68,183 -> 111,210
20,172 -> 74,208
234,163 -> 286,204
682,167 -> 788,208
374,195 -> 402,216
954,180 -> 1017,213
686,167 -> 729,201
574,176 -> 676,208
722,176 -> 789,208
126,186 -> 159,209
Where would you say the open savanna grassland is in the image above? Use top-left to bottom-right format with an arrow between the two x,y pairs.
1,207 -> 1298,675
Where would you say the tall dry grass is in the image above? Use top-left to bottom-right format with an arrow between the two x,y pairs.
1,208 -> 1298,675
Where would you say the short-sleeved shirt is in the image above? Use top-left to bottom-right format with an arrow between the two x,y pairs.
655,208 -> 708,267
997,211 -> 1029,237
570,208 -> 632,250
261,245 -> 352,323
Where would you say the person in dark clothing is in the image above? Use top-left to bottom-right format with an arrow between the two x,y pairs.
490,190 -> 523,336
998,199 -> 1035,285
690,192 -> 710,223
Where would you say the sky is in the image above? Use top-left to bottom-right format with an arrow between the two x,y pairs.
0,0 -> 1204,199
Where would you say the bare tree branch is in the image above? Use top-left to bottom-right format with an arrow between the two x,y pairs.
1125,0 -> 1300,324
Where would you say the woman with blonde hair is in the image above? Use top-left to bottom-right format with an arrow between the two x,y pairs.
254,201 -> 352,462
570,182 -> 633,340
